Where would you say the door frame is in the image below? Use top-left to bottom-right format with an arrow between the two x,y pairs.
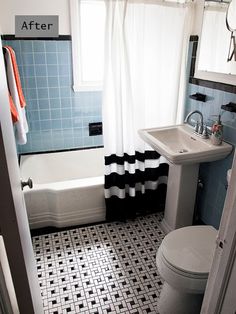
201,150 -> 236,314
0,39 -> 43,313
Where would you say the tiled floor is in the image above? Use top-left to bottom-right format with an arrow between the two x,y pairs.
32,212 -> 165,314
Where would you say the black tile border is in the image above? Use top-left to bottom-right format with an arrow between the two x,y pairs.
30,220 -> 107,237
1,34 -> 71,41
190,35 -> 198,42
20,145 -> 103,156
19,145 -> 104,162
189,35 -> 236,94
190,77 -> 236,94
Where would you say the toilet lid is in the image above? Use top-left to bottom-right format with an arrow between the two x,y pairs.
160,226 -> 217,275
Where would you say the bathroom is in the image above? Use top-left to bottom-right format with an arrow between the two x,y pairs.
0,0 -> 236,313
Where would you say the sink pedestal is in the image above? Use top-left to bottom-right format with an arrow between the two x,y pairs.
161,163 -> 200,234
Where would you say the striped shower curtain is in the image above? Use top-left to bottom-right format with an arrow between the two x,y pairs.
102,0 -> 193,220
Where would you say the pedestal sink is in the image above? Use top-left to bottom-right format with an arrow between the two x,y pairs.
138,124 -> 232,233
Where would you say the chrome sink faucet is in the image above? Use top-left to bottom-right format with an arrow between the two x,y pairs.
184,110 -> 208,138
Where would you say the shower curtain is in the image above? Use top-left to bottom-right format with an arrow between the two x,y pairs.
103,0 -> 193,220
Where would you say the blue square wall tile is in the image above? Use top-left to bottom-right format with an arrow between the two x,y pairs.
22,53 -> 34,66
73,128 -> 84,138
47,65 -> 58,76
58,53 -> 69,65
56,41 -> 69,53
48,77 -> 59,88
41,140 -> 53,151
28,110 -> 40,121
45,41 -> 57,52
36,76 -> 48,88
73,117 -> 83,128
49,88 -> 60,98
52,139 -> 64,150
61,108 -> 72,118
39,110 -> 51,120
61,98 -> 71,108
72,107 -> 83,117
51,109 -> 62,119
50,99 -> 61,108
33,41 -> 45,53
35,65 -> 47,77
92,91 -> 102,105
59,76 -> 71,87
34,53 -> 46,65
18,65 -> 25,78
38,88 -> 49,99
25,77 -> 36,89
31,141 -> 43,152
223,91 -> 236,105
73,137 -> 84,147
29,120 -> 41,131
63,138 -> 75,148
46,53 -> 58,65
51,129 -> 63,139
61,118 -> 72,129
58,65 -> 69,76
60,87 -> 71,98
39,99 -> 50,110
83,136 -> 94,147
94,135 -> 103,146
19,141 -> 32,153
40,120 -> 52,130
15,54 -> 23,66
51,119 -> 62,129
92,107 -> 102,117
20,41 -> 33,53
24,65 -> 35,77
27,88 -> 37,100
27,99 -> 38,110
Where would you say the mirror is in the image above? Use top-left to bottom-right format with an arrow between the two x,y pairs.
195,0 -> 236,84
226,0 -> 236,61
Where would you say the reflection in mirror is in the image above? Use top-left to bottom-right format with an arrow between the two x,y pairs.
198,0 -> 236,75
226,0 -> 236,61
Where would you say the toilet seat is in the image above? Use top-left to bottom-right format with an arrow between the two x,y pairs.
156,225 -> 217,293
161,226 -> 217,275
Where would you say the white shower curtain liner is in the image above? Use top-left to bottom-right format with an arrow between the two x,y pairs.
102,0 -> 194,219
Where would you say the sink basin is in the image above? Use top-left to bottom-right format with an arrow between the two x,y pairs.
138,123 -> 233,233
138,124 -> 232,164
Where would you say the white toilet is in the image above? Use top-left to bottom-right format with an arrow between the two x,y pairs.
156,225 -> 217,314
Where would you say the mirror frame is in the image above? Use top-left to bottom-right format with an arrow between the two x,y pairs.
194,0 -> 236,86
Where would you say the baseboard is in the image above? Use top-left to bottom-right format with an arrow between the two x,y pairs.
29,207 -> 106,229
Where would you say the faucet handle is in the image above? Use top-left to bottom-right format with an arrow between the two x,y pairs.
202,125 -> 209,139
198,123 -> 203,134
194,121 -> 199,132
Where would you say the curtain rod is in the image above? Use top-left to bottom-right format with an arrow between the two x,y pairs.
130,0 -> 195,7
204,0 -> 228,10
81,0 -> 195,8
82,0 -> 195,3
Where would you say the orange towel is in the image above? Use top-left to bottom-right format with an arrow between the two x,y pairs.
8,93 -> 19,123
4,46 -> 26,108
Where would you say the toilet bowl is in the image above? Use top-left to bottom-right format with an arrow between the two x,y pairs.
156,225 -> 217,314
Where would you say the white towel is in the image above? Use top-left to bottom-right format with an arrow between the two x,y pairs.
4,49 -> 28,145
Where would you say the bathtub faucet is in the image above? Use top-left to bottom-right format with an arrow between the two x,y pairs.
184,110 -> 208,138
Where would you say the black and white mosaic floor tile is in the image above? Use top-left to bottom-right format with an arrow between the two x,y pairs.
32,212 -> 165,314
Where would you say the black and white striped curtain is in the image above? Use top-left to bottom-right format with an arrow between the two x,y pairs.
104,151 -> 168,220
102,0 -> 193,220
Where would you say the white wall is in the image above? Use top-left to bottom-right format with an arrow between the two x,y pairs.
0,0 -> 70,35
0,0 -> 205,36
192,0 -> 204,35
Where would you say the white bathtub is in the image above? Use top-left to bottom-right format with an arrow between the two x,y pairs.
20,148 -> 105,229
